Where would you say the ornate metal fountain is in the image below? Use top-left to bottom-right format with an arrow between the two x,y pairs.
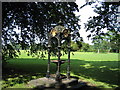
46,22 -> 71,82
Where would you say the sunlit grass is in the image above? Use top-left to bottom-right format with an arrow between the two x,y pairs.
2,50 -> 119,88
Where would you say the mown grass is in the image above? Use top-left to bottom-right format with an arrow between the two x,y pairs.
2,50 -> 119,89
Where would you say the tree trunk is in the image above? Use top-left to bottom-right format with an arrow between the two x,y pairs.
116,50 -> 118,53
107,48 -> 111,53
97,49 -> 100,53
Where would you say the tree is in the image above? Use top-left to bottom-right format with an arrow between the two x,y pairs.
92,30 -> 120,53
71,41 -> 80,51
87,45 -> 94,52
80,42 -> 90,52
92,35 -> 109,53
106,31 -> 120,53
2,2 -> 81,66
84,2 -> 120,52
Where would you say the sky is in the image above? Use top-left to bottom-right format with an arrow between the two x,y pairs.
75,0 -> 99,45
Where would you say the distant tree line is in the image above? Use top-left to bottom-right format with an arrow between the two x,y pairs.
71,33 -> 119,53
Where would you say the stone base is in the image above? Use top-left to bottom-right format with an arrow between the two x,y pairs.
27,77 -> 56,88
27,75 -> 90,89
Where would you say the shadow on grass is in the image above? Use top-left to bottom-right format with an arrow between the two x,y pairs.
2,58 -> 120,88
70,60 -> 120,86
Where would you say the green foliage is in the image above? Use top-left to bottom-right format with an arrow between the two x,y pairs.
85,2 -> 119,36
71,41 -> 82,51
71,41 -> 92,52
71,41 -> 79,51
2,2 -> 81,64
84,2 -> 120,52
80,42 -> 90,52
87,45 -> 94,52
91,31 -> 120,53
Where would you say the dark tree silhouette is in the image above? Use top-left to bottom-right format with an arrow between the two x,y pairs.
84,2 -> 120,52
2,2 -> 81,65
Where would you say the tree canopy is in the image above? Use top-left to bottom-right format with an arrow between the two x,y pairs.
84,2 -> 120,52
2,2 -> 120,65
85,2 -> 120,39
2,2 -> 81,63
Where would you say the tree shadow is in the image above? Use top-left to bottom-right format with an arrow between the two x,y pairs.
2,58 -> 55,88
2,58 -> 120,88
70,59 -> 120,86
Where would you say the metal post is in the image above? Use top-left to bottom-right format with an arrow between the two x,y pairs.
46,45 -> 51,78
67,36 -> 71,79
55,35 -> 61,81
67,46 -> 70,79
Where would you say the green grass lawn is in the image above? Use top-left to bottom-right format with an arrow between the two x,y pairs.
2,50 -> 119,89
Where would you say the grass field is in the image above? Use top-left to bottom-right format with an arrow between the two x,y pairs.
2,50 -> 119,88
